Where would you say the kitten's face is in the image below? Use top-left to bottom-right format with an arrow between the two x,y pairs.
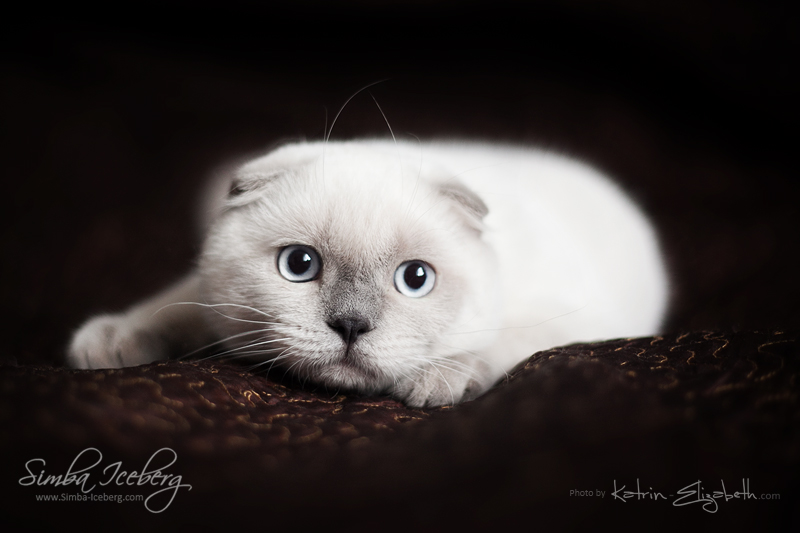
199,141 -> 499,393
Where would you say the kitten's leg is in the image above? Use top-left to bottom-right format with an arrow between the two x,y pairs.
391,353 -> 501,408
67,272 -> 214,369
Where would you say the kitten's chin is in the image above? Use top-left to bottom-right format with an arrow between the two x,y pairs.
306,356 -> 389,393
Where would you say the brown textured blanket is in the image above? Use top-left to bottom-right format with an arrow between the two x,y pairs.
3,331 -> 798,529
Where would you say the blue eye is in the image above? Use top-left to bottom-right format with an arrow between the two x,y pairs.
277,245 -> 321,282
394,260 -> 435,297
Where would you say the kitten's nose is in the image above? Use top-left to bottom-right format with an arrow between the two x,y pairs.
327,316 -> 373,345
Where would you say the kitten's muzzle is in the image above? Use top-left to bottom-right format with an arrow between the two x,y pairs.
327,316 -> 373,346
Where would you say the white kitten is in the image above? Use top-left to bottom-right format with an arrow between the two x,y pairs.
68,140 -> 668,407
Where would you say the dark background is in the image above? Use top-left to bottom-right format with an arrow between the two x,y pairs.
2,1 -> 798,367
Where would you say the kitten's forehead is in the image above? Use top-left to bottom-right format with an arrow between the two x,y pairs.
243,140 -> 446,192
310,162 -> 438,268
258,143 -> 450,254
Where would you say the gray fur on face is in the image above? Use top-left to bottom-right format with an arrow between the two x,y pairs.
321,267 -> 383,343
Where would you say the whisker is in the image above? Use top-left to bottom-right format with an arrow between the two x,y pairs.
322,79 -> 390,184
325,79 -> 389,144
225,348 -> 287,361
247,350 -> 297,372
403,354 -> 475,380
402,132 -> 424,223
206,308 -> 281,326
369,90 -> 409,203
178,328 -> 277,360
267,346 -> 297,374
426,361 -> 456,405
153,301 -> 278,321
369,91 -> 397,147
210,337 -> 294,359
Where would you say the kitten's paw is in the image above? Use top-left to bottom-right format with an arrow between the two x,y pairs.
391,355 -> 496,408
67,314 -> 166,369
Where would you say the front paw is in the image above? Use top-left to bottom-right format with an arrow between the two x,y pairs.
67,314 -> 166,369
391,356 -> 495,408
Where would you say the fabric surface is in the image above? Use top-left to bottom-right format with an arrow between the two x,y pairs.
2,331 -> 798,529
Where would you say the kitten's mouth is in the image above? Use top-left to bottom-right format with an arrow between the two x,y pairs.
334,351 -> 377,375
318,347 -> 383,383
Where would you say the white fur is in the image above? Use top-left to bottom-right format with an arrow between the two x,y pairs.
68,140 -> 668,407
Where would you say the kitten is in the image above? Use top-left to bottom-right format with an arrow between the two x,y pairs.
67,140 -> 669,407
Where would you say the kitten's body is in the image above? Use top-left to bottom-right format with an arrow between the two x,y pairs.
68,140 -> 668,407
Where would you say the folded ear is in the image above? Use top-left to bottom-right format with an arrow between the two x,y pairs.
199,167 -> 284,231
438,179 -> 489,230
226,171 -> 275,197
224,170 -> 284,207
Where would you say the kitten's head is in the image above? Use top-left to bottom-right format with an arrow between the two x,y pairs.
199,140 -> 499,394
